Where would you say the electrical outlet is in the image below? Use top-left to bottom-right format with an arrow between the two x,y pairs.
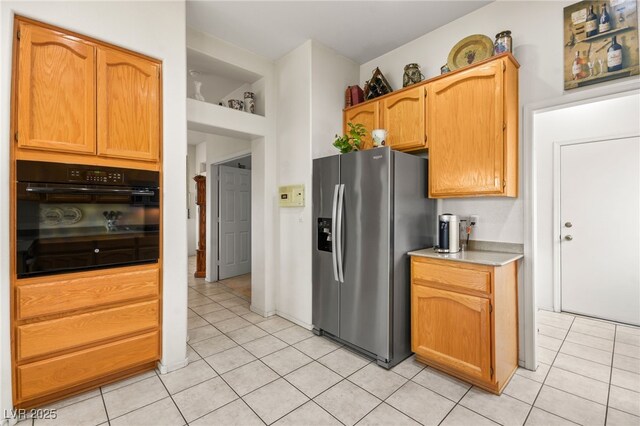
470,214 -> 480,228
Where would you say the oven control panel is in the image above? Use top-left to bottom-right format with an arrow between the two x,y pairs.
68,169 -> 124,184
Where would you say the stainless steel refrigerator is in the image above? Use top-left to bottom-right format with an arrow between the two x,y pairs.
312,147 -> 436,368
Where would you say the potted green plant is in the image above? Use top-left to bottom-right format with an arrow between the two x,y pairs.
333,122 -> 366,154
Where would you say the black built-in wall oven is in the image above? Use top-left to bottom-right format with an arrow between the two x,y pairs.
16,161 -> 160,278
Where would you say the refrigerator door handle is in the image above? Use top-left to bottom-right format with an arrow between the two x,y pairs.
331,184 -> 340,282
337,184 -> 345,283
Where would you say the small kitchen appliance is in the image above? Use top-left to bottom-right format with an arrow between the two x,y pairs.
437,213 -> 460,253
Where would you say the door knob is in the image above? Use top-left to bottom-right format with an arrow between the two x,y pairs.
564,235 -> 573,241
565,222 -> 573,228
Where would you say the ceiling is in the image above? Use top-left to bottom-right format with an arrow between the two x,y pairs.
186,1 -> 492,64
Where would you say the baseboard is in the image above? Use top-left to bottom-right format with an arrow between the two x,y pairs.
156,357 -> 189,374
274,311 -> 313,330
250,305 -> 275,318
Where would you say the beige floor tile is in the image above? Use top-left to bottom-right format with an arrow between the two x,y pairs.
315,380 -> 381,426
538,334 -> 564,352
552,352 -> 611,383
188,325 -> 222,344
349,363 -> 407,400
412,367 -> 471,402
41,389 -> 101,410
537,311 -> 574,330
256,316 -> 296,334
617,325 -> 640,336
228,305 -> 252,316
573,316 -> 616,331
186,345 -> 201,362
244,378 -> 309,424
191,334 -> 237,358
545,366 -> 609,404
524,407 -> 576,425
202,308 -> 237,324
571,322 -> 616,341
188,295 -> 214,308
101,370 -> 157,393
273,401 -> 341,426
35,396 -> 107,426
606,407 -> 640,426
191,302 -> 225,316
503,374 -> 542,404
243,335 -> 288,358
358,402 -> 420,426
187,308 -> 198,319
616,332 -> 640,347
204,346 -> 256,374
440,405 -> 498,426
262,346 -> 313,376
608,385 -> 640,416
391,355 -> 425,379
537,346 -> 558,365
459,386 -> 530,426
190,399 -> 263,426
386,381 -> 454,426
560,341 -> 613,365
611,368 -> 640,392
208,292 -> 238,302
172,377 -> 238,423
218,296 -> 247,309
214,316 -> 252,333
226,324 -> 269,345
110,397 -> 184,426
285,361 -> 342,398
242,312 -> 269,324
534,385 -> 606,425
317,347 -> 370,377
538,324 -> 569,340
565,331 -> 614,352
196,287 -> 227,297
273,325 -> 314,345
102,376 -> 168,419
159,359 -> 217,394
221,360 -> 278,396
613,353 -> 640,374
615,342 -> 640,359
515,363 -> 551,383
294,336 -> 341,359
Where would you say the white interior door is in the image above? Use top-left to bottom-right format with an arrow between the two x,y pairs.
218,165 -> 251,280
560,137 -> 640,325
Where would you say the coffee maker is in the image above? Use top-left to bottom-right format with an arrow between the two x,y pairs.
436,213 -> 460,253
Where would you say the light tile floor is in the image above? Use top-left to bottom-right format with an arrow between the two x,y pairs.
17,265 -> 640,425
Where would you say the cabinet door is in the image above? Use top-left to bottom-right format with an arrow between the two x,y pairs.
411,284 -> 492,382
17,23 -> 96,154
381,86 -> 426,152
97,47 -> 160,161
428,61 -> 504,197
344,102 -> 379,150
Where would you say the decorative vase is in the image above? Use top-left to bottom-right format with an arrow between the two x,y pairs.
372,129 -> 388,147
193,81 -> 205,102
244,92 -> 255,113
493,30 -> 512,55
402,63 -> 424,87
228,99 -> 244,110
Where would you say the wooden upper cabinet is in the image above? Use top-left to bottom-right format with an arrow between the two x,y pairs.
97,47 -> 160,162
344,101 -> 379,150
16,23 -> 96,154
381,86 -> 426,152
427,57 -> 518,198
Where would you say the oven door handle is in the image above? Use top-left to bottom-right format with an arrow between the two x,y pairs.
25,187 -> 156,196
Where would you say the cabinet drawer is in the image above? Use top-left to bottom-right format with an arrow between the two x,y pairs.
17,331 -> 159,401
412,258 -> 491,295
16,265 -> 159,320
17,300 -> 159,361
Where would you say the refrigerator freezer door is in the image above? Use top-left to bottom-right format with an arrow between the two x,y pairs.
339,148 -> 391,360
312,155 -> 340,336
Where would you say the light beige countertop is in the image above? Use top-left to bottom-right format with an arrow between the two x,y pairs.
408,247 -> 523,267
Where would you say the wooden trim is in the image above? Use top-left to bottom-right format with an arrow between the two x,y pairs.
344,53 -> 519,112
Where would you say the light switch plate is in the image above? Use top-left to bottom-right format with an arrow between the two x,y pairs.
279,184 -> 305,207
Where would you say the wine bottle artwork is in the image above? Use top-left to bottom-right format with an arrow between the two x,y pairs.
585,4 -> 598,38
599,3 -> 612,33
572,51 -> 588,79
608,35 -> 623,72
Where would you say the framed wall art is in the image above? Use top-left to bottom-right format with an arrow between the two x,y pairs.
564,0 -> 639,90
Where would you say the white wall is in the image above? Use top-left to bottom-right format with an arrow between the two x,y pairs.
359,0 -> 639,244
533,91 -> 640,310
276,41 -> 359,326
187,145 -> 197,256
0,0 -> 187,416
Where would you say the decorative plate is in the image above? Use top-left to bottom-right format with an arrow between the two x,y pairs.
447,34 -> 494,71
39,207 -> 63,226
61,207 -> 83,225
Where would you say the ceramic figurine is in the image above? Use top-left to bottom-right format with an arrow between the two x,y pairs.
193,81 -> 205,102
244,92 -> 255,113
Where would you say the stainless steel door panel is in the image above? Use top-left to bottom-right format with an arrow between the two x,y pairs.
312,155 -> 340,336
339,148 -> 391,359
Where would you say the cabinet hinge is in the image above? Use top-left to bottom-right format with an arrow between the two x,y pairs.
503,122 -> 507,130
16,30 -> 21,41
424,135 -> 428,143
157,68 -> 160,78
503,180 -> 507,188
14,132 -> 18,142
502,62 -> 506,71
489,303 -> 493,313
490,367 -> 494,377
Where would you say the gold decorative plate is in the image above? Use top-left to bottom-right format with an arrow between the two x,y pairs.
447,34 -> 494,71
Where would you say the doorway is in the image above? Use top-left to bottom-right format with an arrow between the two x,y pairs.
557,136 -> 640,325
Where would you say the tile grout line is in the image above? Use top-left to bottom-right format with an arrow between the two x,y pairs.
98,385 -> 111,425
153,370 -> 190,426
522,314 -> 576,425
604,325 -> 617,426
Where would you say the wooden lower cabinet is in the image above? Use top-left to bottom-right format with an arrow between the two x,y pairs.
411,257 -> 518,394
13,264 -> 161,408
